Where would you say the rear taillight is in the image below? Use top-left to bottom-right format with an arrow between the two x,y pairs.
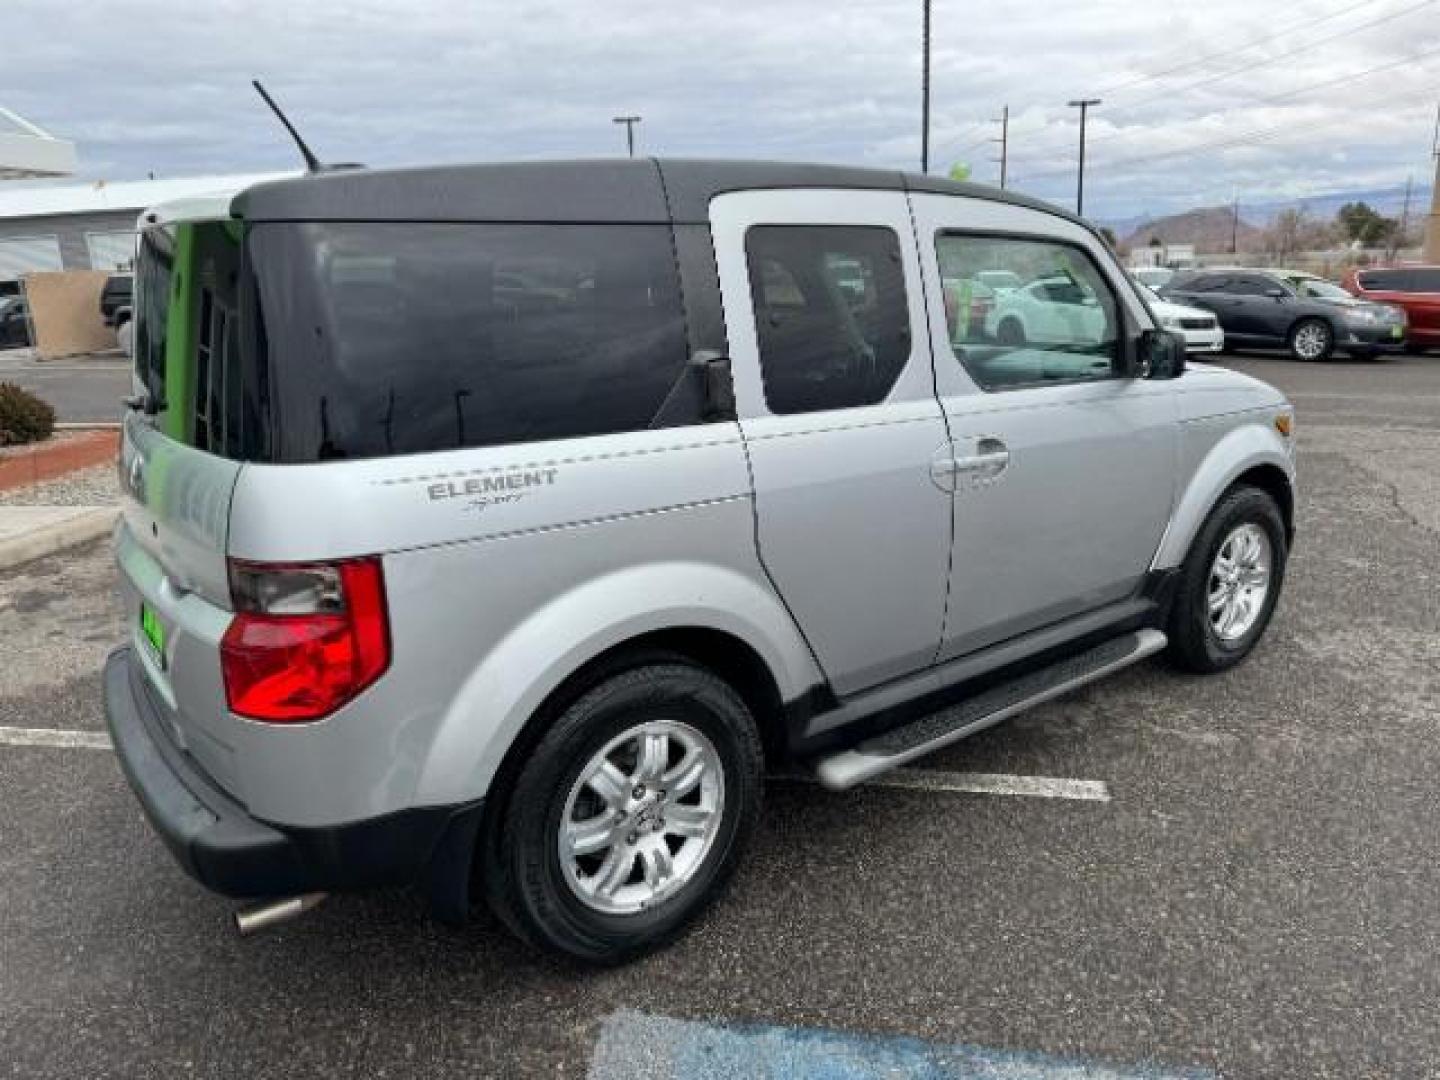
220,557 -> 391,723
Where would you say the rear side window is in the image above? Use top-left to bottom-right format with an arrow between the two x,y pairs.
1227,276 -> 1282,296
246,223 -> 691,461
1171,274 -> 1224,293
1357,269 -> 1410,291
1411,268 -> 1440,292
1361,268 -> 1440,293
935,233 -> 1120,390
745,225 -> 911,415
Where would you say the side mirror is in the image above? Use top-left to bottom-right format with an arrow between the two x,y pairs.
1136,328 -> 1187,380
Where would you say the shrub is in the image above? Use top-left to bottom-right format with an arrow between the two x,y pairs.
0,382 -> 56,447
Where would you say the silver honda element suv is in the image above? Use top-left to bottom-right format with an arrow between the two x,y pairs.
105,160 -> 1295,962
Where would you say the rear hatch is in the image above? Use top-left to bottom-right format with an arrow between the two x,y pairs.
118,202 -> 248,795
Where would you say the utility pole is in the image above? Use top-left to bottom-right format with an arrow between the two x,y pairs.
1392,175 -> 1413,261
612,115 -> 641,158
990,105 -> 1009,189
1068,98 -> 1101,217
920,0 -> 932,173
1425,102 -> 1440,263
1231,190 -> 1240,255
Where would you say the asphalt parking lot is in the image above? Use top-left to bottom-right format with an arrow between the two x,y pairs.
1,351 -> 1437,1078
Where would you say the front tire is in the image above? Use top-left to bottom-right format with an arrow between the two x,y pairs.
1288,318 -> 1333,362
1167,486 -> 1287,674
483,659 -> 763,964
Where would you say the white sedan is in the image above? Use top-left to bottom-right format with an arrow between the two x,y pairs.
984,278 -> 1109,347
1140,284 -> 1225,354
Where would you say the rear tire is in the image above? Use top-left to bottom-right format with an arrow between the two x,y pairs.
1166,485 -> 1287,674
483,658 -> 763,964
1288,319 -> 1333,362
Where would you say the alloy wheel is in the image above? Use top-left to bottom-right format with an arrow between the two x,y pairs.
1208,522 -> 1273,643
558,719 -> 725,915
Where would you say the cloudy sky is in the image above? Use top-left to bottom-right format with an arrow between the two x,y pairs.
7,0 -> 1439,220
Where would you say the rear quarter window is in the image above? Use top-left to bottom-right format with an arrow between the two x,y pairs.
246,222 -> 694,461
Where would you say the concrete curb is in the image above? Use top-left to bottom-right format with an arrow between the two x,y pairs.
0,507 -> 117,572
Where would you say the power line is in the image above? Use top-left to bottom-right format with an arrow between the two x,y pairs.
1094,0 -> 1388,96
1016,0 -> 1438,160
1110,0 -> 1436,106
1008,48 -> 1440,185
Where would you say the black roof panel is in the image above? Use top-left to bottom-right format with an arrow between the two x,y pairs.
233,159 -> 671,223
231,157 -> 1084,230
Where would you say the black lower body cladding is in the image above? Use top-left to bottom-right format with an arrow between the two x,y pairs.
102,647 -> 483,903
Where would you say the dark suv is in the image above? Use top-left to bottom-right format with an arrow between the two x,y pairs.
100,273 -> 133,329
1162,268 -> 1406,361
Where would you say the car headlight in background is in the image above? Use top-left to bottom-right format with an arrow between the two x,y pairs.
1159,315 -> 1182,329
1345,306 -> 1383,325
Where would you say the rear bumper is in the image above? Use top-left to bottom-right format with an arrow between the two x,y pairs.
103,646 -> 483,901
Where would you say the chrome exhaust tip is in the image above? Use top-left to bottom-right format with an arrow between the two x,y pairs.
233,892 -> 328,937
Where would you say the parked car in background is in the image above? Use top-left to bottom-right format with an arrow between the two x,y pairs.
976,269 -> 1023,295
1162,268 -> 1406,361
1138,284 -> 1224,354
100,272 -> 133,328
984,275 -> 1108,347
1132,266 -> 1175,290
0,297 -> 31,350
1341,265 -> 1440,354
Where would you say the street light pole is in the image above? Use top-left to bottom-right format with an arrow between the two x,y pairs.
1067,98 -> 1101,217
920,0 -> 932,173
612,115 -> 642,158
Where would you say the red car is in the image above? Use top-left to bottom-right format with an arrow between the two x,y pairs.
1341,265 -> 1440,353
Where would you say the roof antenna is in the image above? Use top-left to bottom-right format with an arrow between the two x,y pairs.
252,79 -> 357,173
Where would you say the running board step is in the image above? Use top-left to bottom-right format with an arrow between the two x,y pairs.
814,628 -> 1167,791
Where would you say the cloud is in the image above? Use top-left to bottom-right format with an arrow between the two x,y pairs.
6,0 -> 1438,217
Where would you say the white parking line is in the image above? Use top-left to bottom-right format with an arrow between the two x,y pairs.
778,768 -> 1111,802
0,726 -> 112,751
0,729 -> 1111,804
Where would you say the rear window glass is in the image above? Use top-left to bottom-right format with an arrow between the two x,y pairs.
247,223 -> 691,461
134,221 -> 696,463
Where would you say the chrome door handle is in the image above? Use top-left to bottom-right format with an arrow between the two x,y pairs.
952,438 -> 1010,480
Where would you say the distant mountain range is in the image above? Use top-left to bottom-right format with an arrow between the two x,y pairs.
1118,207 -> 1264,254
1101,182 -> 1433,253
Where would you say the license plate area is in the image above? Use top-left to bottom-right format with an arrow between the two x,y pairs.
140,602 -> 167,669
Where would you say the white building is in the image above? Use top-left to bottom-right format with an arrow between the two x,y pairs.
0,172 -> 286,288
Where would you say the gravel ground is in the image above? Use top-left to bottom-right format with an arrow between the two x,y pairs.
0,463 -> 120,507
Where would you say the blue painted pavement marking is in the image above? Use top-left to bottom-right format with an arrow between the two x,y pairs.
588,1010 -> 1216,1080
